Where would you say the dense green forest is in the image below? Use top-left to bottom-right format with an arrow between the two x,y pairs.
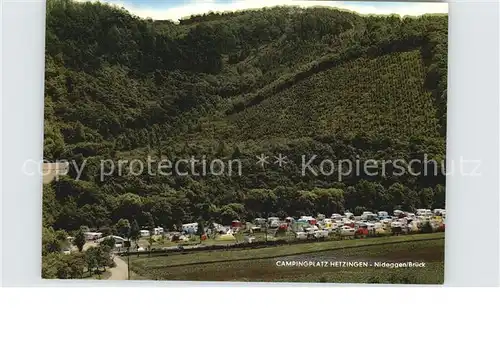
43,0 -> 448,233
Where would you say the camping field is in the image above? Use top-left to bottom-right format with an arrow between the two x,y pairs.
127,233 -> 445,284
135,231 -> 281,249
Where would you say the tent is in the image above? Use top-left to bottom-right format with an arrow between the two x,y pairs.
216,232 -> 235,241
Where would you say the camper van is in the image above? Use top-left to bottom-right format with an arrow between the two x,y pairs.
361,212 -> 377,221
340,226 -> 356,238
181,223 -> 198,233
377,211 -> 389,219
393,210 -> 404,217
344,212 -> 354,220
416,209 -> 433,217
153,227 -> 164,235
314,230 -> 329,239
300,216 -> 317,225
267,217 -> 280,228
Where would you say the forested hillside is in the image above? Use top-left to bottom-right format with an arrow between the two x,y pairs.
43,0 -> 448,232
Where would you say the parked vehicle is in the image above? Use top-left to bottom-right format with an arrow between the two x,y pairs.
300,216 -> 317,225
344,212 -> 355,219
322,218 -> 335,229
355,225 -> 369,238
393,210 -> 404,217
416,209 -> 433,217
381,218 -> 392,224
340,226 -> 356,238
254,218 -> 266,226
278,223 -> 288,231
330,222 -> 340,230
269,219 -> 280,228
361,212 -> 377,221
296,232 -> 308,240
314,230 -> 329,239
377,211 -> 389,219
232,220 -> 242,228
366,222 -> 376,236
304,225 -> 319,232
390,221 -> 404,235
343,220 -> 355,228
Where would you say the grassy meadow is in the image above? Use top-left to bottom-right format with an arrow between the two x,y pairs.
127,233 -> 444,284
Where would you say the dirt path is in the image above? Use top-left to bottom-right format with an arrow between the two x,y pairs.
108,256 -> 128,280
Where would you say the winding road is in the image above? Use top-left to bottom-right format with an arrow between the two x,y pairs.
107,256 -> 128,280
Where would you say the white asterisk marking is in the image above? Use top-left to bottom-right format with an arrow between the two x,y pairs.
256,154 -> 269,168
274,153 -> 288,167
